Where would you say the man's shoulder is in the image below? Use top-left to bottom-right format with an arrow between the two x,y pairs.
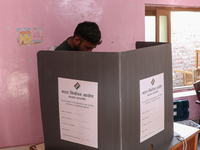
55,38 -> 73,51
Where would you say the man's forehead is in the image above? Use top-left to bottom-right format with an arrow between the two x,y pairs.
85,45 -> 96,49
83,40 -> 96,47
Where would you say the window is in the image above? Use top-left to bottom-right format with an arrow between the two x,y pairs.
145,6 -> 171,43
145,6 -> 200,89
145,16 -> 156,42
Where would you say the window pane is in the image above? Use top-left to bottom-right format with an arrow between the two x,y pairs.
159,15 -> 168,42
145,16 -> 156,42
172,11 -> 200,87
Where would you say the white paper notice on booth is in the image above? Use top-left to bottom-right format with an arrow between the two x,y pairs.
140,73 -> 164,143
58,77 -> 98,148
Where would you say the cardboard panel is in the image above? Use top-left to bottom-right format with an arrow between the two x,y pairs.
121,43 -> 173,149
37,42 -> 173,150
135,41 -> 167,49
38,51 -> 121,150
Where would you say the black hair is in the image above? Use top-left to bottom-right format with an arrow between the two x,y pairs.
74,21 -> 102,45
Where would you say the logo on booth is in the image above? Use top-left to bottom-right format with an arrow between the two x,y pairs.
74,82 -> 81,90
151,78 -> 155,85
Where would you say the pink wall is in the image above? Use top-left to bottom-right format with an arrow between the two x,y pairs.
1,0 -> 200,148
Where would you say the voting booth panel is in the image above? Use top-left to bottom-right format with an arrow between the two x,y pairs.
37,42 -> 173,150
38,52 -> 121,150
121,42 -> 173,149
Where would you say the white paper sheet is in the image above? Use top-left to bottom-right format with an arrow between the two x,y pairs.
58,77 -> 98,148
140,73 -> 164,143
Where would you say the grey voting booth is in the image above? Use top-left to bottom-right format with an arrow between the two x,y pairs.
37,42 -> 173,150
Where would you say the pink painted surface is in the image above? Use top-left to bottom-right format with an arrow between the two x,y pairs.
1,0 -> 200,148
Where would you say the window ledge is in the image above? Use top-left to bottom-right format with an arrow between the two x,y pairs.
173,85 -> 193,91
173,90 -> 196,98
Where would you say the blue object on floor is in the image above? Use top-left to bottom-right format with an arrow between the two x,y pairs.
173,100 -> 189,122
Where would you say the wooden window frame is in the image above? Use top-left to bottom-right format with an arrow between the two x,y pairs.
156,9 -> 171,42
145,5 -> 200,43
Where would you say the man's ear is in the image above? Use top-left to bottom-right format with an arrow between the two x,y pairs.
74,36 -> 81,45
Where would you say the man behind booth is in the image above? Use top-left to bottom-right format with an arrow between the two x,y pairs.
55,21 -> 102,51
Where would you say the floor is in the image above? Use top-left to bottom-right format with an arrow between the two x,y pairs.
0,142 -> 200,150
197,139 -> 200,150
1,140 -> 200,150
0,145 -> 31,150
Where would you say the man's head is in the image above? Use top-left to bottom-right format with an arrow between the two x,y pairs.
72,21 -> 102,51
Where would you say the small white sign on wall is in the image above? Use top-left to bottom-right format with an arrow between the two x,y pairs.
58,77 -> 98,148
140,73 -> 164,143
